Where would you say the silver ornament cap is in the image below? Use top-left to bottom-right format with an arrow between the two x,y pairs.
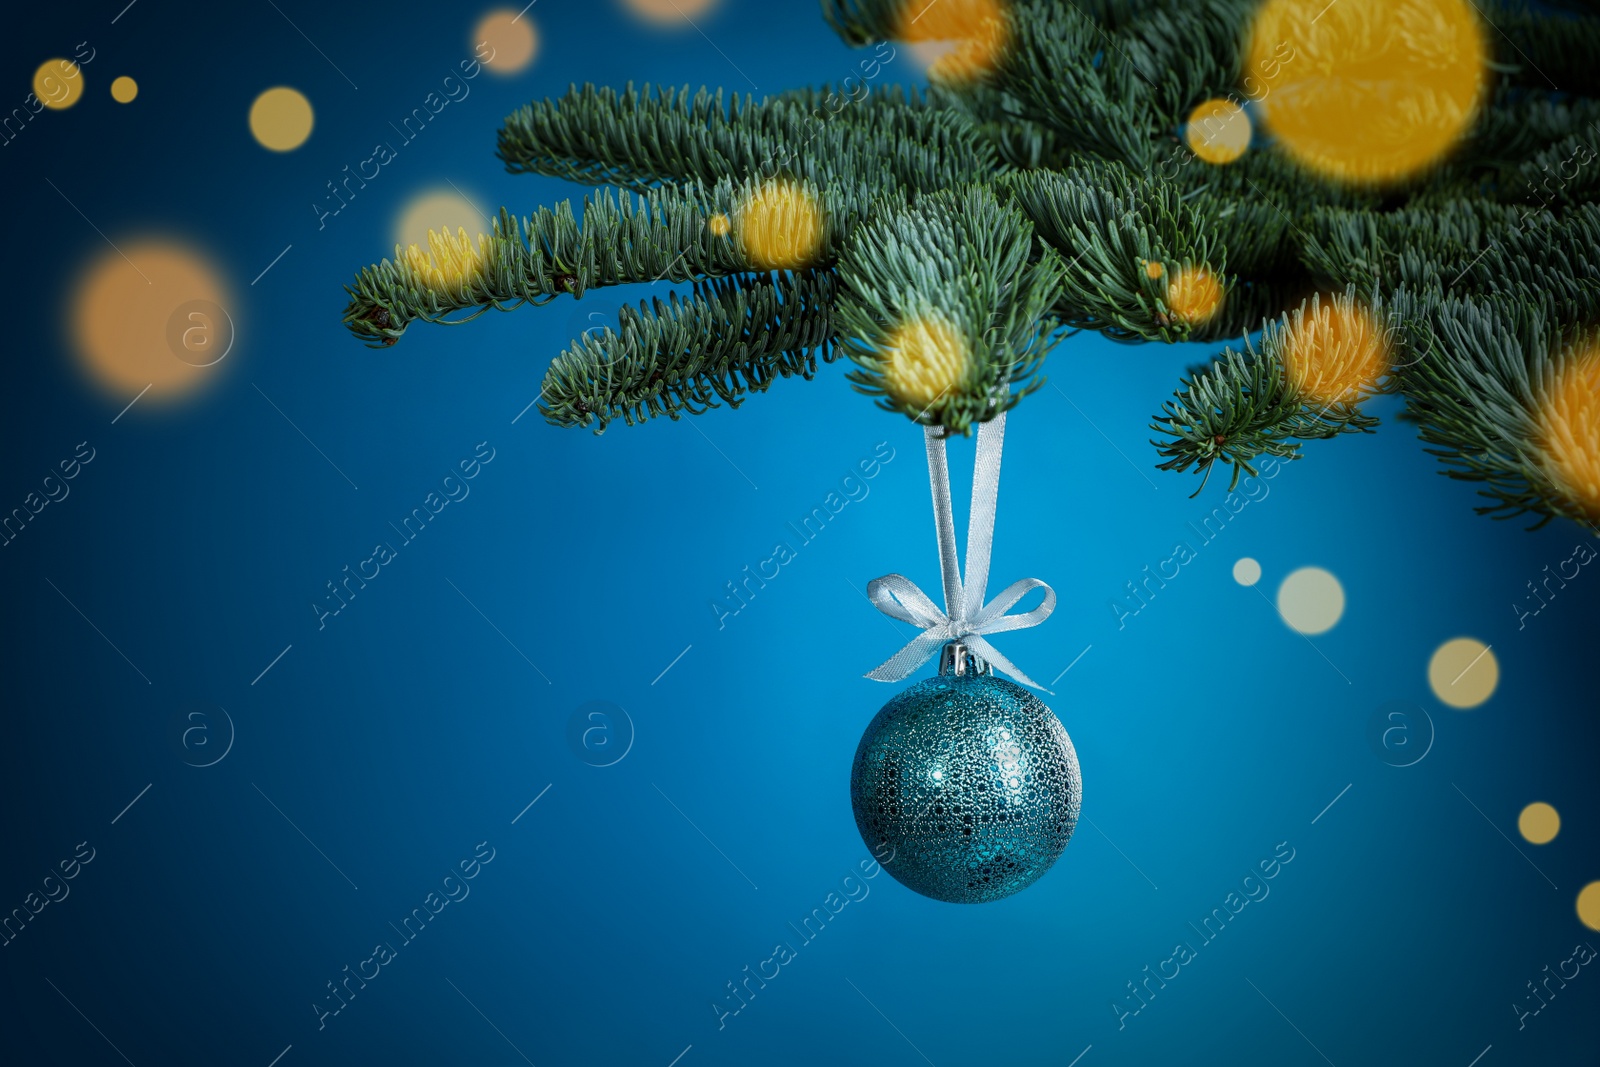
937,641 -> 992,677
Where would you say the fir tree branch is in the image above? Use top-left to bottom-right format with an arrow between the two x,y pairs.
837,183 -> 1068,434
1182,278 -> 1311,344
990,4 -> 1161,167
539,271 -> 839,432
1093,1 -> 1251,126
1003,161 -> 1228,342
1512,132 -> 1600,211
1455,89 -> 1600,172
1151,291 -> 1392,494
1393,287 -> 1598,528
1163,154 -> 1372,322
497,81 -> 998,198
1066,0 -> 1255,33
1488,4 -> 1600,96
496,83 -> 756,194
1303,201 -> 1600,321
817,0 -> 905,47
1182,189 -> 1300,278
341,177 -> 864,347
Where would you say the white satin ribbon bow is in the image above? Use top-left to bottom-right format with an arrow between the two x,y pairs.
865,410 -> 1056,690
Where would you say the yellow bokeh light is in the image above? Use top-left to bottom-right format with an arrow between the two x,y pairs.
1233,558 -> 1262,586
401,227 -> 491,292
1276,566 -> 1344,634
249,87 -> 314,151
1427,637 -> 1498,709
394,190 -> 488,250
1282,297 -> 1390,404
1186,98 -> 1251,165
1166,265 -> 1225,327
1579,883 -> 1600,932
474,9 -> 539,74
110,76 -> 138,103
67,240 -> 235,401
882,312 -> 969,414
897,0 -> 1007,83
737,180 -> 826,270
1519,802 -> 1560,845
1534,343 -> 1600,525
907,40 -> 960,75
622,0 -> 719,24
1248,0 -> 1487,184
707,213 -> 731,237
1143,260 -> 1164,280
34,59 -> 84,110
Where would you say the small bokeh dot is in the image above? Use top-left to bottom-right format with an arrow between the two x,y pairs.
1518,802 -> 1560,845
1276,566 -> 1345,634
737,180 -> 826,269
1185,98 -> 1251,164
1427,637 -> 1498,709
1233,557 -> 1262,586
394,189 -> 486,249
249,87 -> 314,151
33,59 -> 84,110
474,9 -> 540,74
110,76 -> 138,103
1578,882 -> 1600,932
623,0 -> 719,24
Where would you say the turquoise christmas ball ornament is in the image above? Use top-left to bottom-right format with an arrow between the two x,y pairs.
850,647 -> 1082,904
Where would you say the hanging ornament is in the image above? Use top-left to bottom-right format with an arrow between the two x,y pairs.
852,642 -> 1081,903
851,411 -> 1082,903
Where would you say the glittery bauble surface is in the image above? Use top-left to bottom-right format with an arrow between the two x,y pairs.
850,674 -> 1082,903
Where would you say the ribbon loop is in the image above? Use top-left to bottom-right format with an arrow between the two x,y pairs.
863,411 -> 1056,691
865,575 -> 949,630
968,578 -> 1055,635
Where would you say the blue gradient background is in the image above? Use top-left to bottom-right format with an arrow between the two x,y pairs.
2,2 -> 1597,1065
